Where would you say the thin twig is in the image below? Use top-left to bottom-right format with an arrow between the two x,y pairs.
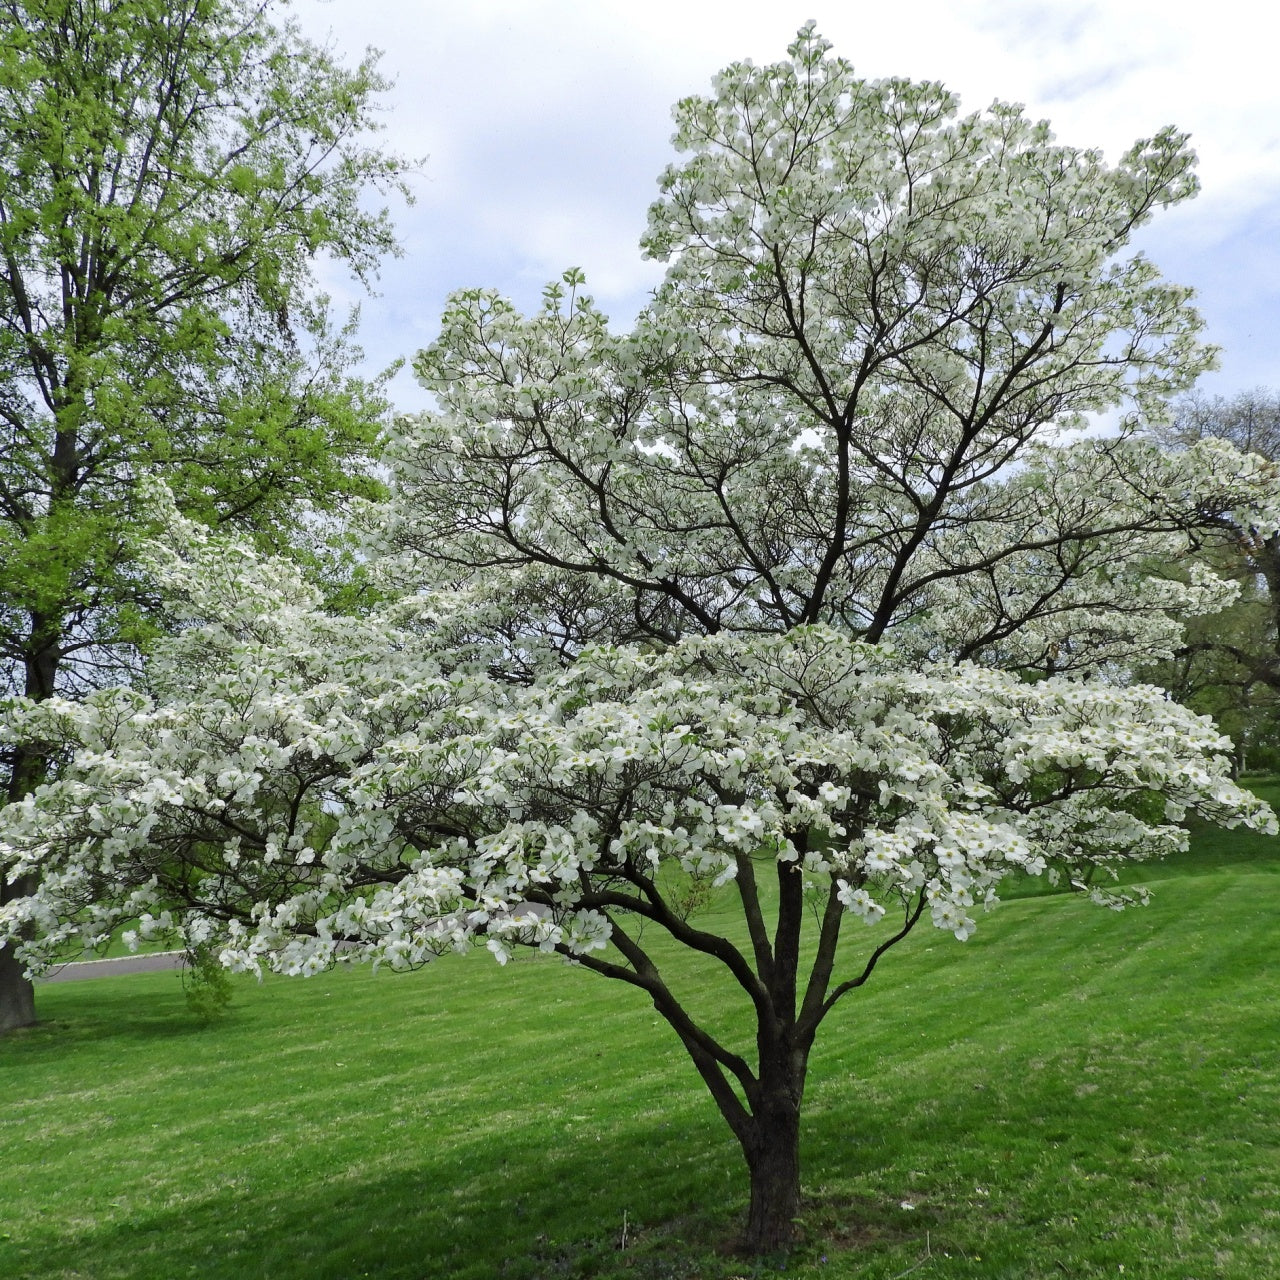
888,1230 -> 933,1280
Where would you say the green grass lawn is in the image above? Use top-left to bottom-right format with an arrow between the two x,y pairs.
3,788 -> 1278,1279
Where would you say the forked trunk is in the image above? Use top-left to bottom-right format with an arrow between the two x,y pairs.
741,1091 -> 803,1253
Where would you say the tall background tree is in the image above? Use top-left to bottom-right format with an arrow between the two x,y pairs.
1143,389 -> 1280,772
0,0 -> 408,1031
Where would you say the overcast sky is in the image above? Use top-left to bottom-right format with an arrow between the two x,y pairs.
294,0 -> 1280,414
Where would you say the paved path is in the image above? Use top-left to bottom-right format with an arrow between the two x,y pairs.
37,951 -> 186,983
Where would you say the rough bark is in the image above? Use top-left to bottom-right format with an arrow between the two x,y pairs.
1,661 -> 59,1034
741,1089 -> 804,1253
0,873 -> 37,1032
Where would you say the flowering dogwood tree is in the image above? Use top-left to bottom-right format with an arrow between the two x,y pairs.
3,27 -> 1279,1253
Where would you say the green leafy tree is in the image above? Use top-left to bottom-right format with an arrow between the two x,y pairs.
1144,389 -> 1280,770
0,0 -> 407,1031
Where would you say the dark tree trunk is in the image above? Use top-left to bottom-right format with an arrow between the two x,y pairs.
737,856 -> 812,1253
742,1093 -> 803,1253
569,864 -> 836,1257
0,873 -> 37,1033
1,674 -> 58,1034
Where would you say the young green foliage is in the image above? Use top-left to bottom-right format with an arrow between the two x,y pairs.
0,0 -> 408,1029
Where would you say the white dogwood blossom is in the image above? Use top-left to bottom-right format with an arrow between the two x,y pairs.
1,542 -> 1272,976
4,25 -> 1279,1254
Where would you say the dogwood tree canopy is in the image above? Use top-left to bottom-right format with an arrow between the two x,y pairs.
3,25 -> 1278,1254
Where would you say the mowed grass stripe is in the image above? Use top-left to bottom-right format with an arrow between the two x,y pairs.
2,824 -> 1278,1278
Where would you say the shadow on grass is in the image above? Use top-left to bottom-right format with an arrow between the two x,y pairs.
17,1021 -> 1271,1280
2,1120 -> 742,1280
8,1001 -> 213,1052
2,1130 -> 944,1280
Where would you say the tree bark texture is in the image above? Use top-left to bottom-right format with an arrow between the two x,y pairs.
741,1090 -> 804,1253
0,873 -> 37,1032
0,663 -> 60,1033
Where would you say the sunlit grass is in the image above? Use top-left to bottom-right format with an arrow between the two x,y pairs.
2,794 -> 1278,1279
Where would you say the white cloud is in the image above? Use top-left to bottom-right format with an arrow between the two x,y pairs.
294,0 -> 1280,405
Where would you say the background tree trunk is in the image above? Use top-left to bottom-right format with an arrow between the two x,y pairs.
1,675 -> 58,1034
0,873 -> 37,1032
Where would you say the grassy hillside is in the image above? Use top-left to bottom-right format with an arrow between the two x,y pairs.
2,792 -> 1277,1279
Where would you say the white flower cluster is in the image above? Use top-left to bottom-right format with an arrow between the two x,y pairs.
4,28 -> 1279,992
1,527 -> 1272,976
